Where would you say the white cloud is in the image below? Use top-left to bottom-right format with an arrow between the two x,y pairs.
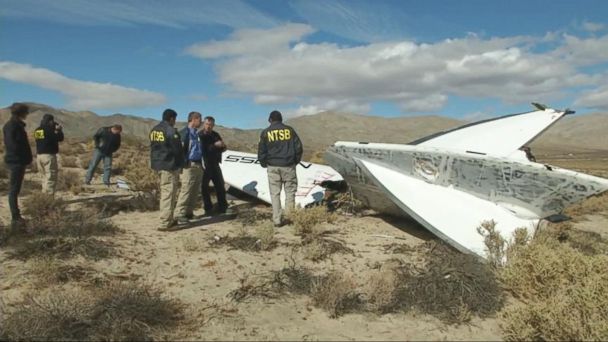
189,24 -> 608,116
574,83 -> 608,110
0,61 -> 166,110
582,20 -> 605,32
185,24 -> 314,58
0,0 -> 277,29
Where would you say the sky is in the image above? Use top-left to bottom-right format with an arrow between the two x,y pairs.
1,0 -> 608,128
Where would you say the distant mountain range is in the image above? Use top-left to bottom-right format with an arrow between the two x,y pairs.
1,103 -> 606,157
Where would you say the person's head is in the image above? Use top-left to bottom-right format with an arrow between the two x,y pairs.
10,102 -> 29,120
40,113 -> 55,128
188,111 -> 202,129
162,108 -> 178,127
202,116 -> 215,133
268,110 -> 282,124
110,124 -> 122,134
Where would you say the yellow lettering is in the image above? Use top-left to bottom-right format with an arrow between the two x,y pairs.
284,129 -> 291,140
278,130 -> 284,140
34,129 -> 45,139
150,130 -> 165,142
267,131 -> 275,142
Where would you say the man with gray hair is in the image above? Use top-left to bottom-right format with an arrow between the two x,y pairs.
257,110 -> 303,227
175,111 -> 204,223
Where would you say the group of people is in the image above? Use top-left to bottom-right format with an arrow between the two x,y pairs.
3,102 -> 304,232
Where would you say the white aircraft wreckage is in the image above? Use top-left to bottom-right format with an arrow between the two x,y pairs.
221,104 -> 608,259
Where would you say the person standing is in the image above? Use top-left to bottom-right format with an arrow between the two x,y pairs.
150,109 -> 185,230
34,114 -> 64,195
199,116 -> 229,215
84,124 -> 122,186
175,111 -> 204,223
257,110 -> 303,227
3,103 -> 33,225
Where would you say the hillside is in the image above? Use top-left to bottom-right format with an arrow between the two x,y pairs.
1,103 -> 606,157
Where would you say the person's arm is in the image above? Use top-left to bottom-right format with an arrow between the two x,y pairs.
293,129 -> 303,164
93,128 -> 103,147
55,125 -> 64,142
214,132 -> 227,152
257,131 -> 268,168
4,123 -> 18,154
115,134 -> 121,151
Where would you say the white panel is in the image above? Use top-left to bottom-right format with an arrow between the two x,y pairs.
220,150 -> 343,208
357,159 -> 538,258
418,108 -> 567,157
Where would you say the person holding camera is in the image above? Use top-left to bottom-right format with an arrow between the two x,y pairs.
34,114 -> 64,195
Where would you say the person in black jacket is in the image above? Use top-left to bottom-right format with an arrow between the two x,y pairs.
199,116 -> 229,216
257,110 -> 303,227
150,109 -> 185,230
84,124 -> 122,186
34,114 -> 64,194
2,103 -> 33,224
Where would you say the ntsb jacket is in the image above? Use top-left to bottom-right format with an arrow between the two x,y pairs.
35,125 -> 64,155
257,122 -> 303,167
150,121 -> 185,171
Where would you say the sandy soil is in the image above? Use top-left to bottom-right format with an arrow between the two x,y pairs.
1,153 -> 607,341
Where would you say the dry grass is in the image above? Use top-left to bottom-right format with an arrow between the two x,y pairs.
563,192 -> 608,220
57,169 -> 84,194
0,282 -> 184,341
364,260 -> 404,314
122,155 -> 159,193
498,225 -> 608,341
476,220 -> 507,268
60,155 -> 79,168
0,195 -> 120,260
210,222 -> 277,252
229,255 -> 319,302
29,258 -> 95,286
311,272 -> 364,318
401,241 -> 505,324
236,207 -> 272,226
289,206 -> 338,236
301,235 -> 353,261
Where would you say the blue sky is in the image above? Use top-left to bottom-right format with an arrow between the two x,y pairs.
1,0 -> 608,128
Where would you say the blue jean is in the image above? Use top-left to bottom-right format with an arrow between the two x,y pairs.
85,149 -> 112,184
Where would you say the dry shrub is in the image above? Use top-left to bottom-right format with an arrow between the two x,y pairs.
563,192 -> 608,220
236,207 -> 272,226
123,156 -> 159,193
301,235 -> 353,261
10,236 -> 114,260
383,243 -> 416,254
0,282 -> 184,341
499,226 -> 608,341
289,206 -> 337,236
229,274 -> 281,302
60,155 -> 79,168
476,220 -> 506,268
364,260 -> 403,314
85,191 -> 159,215
1,196 -> 120,260
57,169 -> 83,194
211,222 -> 277,252
311,272 -> 363,318
229,255 -> 319,302
29,258 -> 95,285
402,241 -> 505,324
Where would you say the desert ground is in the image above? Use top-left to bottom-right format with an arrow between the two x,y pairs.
1,144 -> 607,341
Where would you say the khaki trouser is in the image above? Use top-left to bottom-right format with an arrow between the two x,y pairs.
175,164 -> 203,218
159,169 -> 180,227
267,165 -> 298,225
37,154 -> 58,194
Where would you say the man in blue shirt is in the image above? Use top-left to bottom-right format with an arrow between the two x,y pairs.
175,111 -> 204,223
